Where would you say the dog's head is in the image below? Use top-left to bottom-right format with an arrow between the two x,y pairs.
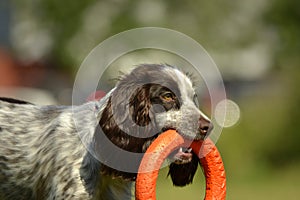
107,64 -> 212,140
98,64 -> 213,180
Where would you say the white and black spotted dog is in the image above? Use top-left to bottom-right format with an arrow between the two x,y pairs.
0,64 -> 213,200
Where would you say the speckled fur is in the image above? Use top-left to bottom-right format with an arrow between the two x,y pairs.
0,64 -> 211,199
0,93 -> 132,200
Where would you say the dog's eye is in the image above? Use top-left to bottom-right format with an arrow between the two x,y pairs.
161,92 -> 174,102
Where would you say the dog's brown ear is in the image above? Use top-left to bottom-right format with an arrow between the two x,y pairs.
130,86 -> 151,127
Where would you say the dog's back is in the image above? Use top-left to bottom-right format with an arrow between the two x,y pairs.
0,98 -> 133,200
0,99 -> 88,199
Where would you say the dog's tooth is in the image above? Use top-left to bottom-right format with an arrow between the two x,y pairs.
179,147 -> 183,152
187,148 -> 192,153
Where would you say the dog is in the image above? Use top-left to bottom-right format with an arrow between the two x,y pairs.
0,64 -> 213,200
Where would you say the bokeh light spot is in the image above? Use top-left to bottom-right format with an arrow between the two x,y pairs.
215,99 -> 240,128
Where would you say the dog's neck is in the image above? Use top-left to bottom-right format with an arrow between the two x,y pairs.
80,151 -> 133,199
90,90 -> 157,181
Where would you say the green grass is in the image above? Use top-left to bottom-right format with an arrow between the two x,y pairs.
156,163 -> 300,200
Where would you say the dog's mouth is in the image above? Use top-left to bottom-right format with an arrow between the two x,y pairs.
169,147 -> 193,164
162,127 -> 210,141
155,110 -> 213,141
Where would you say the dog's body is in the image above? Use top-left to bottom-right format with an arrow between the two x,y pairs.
0,95 -> 133,199
0,64 -> 212,200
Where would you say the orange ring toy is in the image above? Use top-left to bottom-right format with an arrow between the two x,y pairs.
135,130 -> 226,200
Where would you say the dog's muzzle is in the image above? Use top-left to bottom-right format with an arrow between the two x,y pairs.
155,104 -> 213,140
199,115 -> 214,137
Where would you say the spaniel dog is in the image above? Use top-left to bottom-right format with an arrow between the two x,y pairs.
0,64 -> 212,200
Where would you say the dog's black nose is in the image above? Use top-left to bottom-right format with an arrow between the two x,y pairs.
199,116 -> 213,136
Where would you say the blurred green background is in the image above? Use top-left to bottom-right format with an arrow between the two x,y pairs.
0,0 -> 300,199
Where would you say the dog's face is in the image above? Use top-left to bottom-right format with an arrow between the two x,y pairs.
149,66 -> 213,140
111,64 -> 213,141
99,64 -> 213,183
